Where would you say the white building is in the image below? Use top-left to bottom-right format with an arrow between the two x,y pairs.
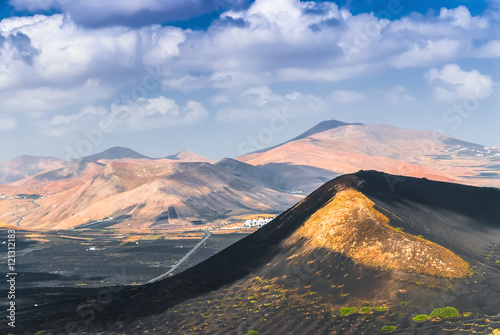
244,217 -> 274,228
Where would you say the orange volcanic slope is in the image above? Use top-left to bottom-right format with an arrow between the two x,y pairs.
0,159 -> 301,230
239,121 -> 500,187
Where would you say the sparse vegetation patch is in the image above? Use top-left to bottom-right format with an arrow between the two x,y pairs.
380,325 -> 396,332
430,307 -> 459,318
412,315 -> 430,322
340,307 -> 357,317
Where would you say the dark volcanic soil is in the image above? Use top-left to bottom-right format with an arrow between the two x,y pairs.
2,171 -> 500,335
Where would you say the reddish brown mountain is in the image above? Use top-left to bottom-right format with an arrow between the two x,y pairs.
0,157 -> 301,230
239,120 -> 500,187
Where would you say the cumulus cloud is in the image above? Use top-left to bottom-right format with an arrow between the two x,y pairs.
109,96 -> 208,131
438,6 -> 488,29
42,96 -> 208,136
216,86 -> 324,121
10,0 -> 250,27
0,14 -> 186,105
426,64 -> 494,101
391,39 -> 466,68
0,1 -> 499,123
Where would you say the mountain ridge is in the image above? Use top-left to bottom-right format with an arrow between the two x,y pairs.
239,120 -> 500,187
11,170 -> 500,334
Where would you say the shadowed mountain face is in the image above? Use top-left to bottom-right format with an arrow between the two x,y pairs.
239,121 -> 500,187
12,171 -> 500,334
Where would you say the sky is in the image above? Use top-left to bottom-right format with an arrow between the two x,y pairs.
0,0 -> 499,162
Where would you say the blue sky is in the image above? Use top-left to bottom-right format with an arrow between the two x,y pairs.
0,0 -> 499,162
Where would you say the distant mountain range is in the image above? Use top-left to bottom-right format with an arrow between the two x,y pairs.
0,120 -> 498,229
12,171 -> 500,334
240,120 -> 500,187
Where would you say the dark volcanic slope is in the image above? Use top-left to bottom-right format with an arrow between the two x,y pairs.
8,171 -> 500,335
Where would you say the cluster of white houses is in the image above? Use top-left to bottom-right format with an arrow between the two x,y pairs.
0,194 -> 19,200
216,217 -> 276,230
243,217 -> 274,228
0,194 -> 46,200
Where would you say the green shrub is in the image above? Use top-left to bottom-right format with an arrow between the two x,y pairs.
340,307 -> 357,317
375,306 -> 387,312
401,301 -> 408,306
496,260 -> 500,264
412,315 -> 430,322
430,307 -> 459,318
246,331 -> 259,335
360,306 -> 371,313
380,325 -> 396,332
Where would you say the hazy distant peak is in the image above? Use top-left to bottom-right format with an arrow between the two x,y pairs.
0,155 -> 62,184
82,147 -> 151,162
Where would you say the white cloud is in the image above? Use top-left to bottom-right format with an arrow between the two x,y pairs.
330,90 -> 366,104
392,39 -> 466,68
50,105 -> 107,126
438,6 -> 488,29
109,96 -> 208,131
426,64 -> 494,101
0,14 -> 187,109
42,96 -> 208,136
10,0 -> 250,27
473,40 -> 500,58
216,86 -> 324,121
0,1 -> 499,122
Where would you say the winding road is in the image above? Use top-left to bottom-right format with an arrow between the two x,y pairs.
9,198 -> 42,228
148,230 -> 212,284
12,213 -> 24,227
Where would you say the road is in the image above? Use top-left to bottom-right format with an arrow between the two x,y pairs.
12,213 -> 24,227
148,230 -> 212,284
